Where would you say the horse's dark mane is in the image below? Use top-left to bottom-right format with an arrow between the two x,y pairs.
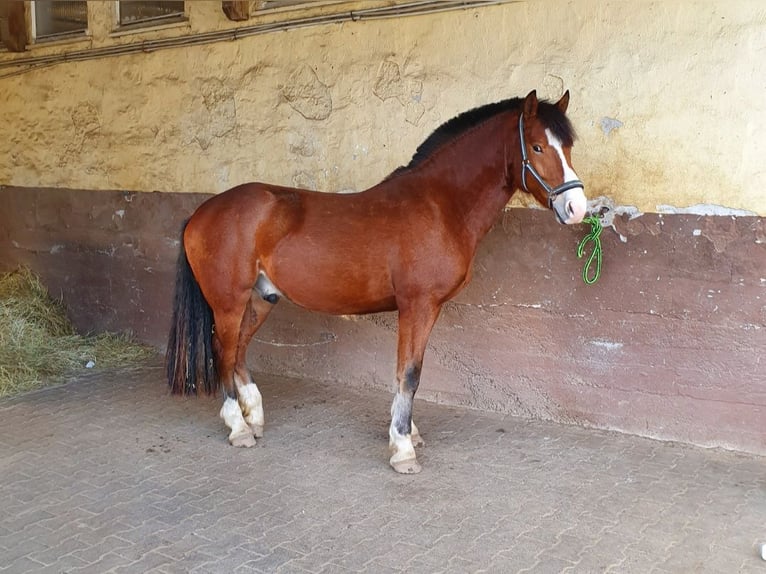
387,97 -> 576,178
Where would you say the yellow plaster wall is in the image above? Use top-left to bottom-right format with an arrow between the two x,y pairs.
1,1 -> 765,214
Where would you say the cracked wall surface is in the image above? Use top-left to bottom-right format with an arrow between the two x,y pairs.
1,1 -> 765,214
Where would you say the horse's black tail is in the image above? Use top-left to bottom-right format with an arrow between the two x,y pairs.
165,222 -> 218,396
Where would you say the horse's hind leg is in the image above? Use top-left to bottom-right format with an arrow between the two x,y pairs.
211,294 -> 258,448
233,293 -> 275,438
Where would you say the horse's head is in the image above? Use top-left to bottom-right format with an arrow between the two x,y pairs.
516,90 -> 587,224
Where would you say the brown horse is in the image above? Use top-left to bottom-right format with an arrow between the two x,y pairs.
166,90 -> 586,473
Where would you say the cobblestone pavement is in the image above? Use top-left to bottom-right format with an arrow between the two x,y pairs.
1,360 -> 764,574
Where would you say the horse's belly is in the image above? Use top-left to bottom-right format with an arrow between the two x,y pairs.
291,290 -> 398,315
274,274 -> 398,315
264,246 -> 397,315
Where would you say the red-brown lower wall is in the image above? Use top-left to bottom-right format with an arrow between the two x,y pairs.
1,186 -> 764,454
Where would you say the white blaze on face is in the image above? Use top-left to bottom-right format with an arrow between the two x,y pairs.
545,128 -> 587,224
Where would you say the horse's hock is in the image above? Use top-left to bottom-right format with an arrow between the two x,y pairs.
1,185 -> 764,457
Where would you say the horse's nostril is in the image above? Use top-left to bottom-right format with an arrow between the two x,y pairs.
566,201 -> 574,217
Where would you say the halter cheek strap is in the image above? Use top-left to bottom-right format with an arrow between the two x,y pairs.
518,114 -> 584,208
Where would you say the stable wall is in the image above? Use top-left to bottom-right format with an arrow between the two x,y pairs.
1,1 -> 765,454
1,187 -> 764,455
1,1 -> 765,214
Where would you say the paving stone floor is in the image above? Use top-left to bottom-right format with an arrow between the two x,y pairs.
0,360 -> 764,573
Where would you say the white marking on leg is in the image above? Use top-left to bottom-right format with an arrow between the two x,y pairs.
389,427 -> 416,464
389,393 -> 416,465
235,372 -> 264,436
220,396 -> 254,447
239,384 -> 264,428
545,128 -> 586,223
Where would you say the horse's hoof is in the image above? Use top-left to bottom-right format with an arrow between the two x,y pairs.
250,424 -> 264,438
391,458 -> 422,474
230,432 -> 256,448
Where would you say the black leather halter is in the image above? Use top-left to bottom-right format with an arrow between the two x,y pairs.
518,113 -> 584,208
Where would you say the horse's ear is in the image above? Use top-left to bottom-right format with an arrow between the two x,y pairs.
556,90 -> 570,114
523,90 -> 538,118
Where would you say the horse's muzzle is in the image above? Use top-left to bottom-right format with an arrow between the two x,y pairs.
551,185 -> 587,225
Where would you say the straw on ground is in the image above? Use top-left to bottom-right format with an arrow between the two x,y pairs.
0,267 -> 154,397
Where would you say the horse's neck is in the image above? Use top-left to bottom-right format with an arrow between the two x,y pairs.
412,112 -> 519,246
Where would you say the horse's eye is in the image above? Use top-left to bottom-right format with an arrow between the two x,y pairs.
532,144 -> 543,153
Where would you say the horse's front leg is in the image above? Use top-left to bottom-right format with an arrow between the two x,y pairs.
389,301 -> 441,474
410,420 -> 424,447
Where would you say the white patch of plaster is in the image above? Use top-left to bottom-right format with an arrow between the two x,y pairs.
589,340 -> 624,351
693,229 -> 702,236
656,204 -> 757,217
288,134 -> 315,157
292,170 -> 317,190
282,64 -> 332,120
216,165 -> 230,187
615,205 -> 643,219
352,143 -> 369,160
599,117 -> 623,135
587,196 -> 643,223
542,75 -> 565,100
373,59 -> 424,126
585,196 -> 629,242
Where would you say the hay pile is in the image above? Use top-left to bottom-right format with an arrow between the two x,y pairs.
0,267 -> 155,397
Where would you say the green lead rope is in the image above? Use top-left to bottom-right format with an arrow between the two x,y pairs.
577,215 -> 603,285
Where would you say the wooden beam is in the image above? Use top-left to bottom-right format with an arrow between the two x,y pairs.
0,1 -> 28,52
222,1 -> 250,21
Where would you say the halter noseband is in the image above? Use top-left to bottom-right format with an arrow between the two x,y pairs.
518,113 -> 584,208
